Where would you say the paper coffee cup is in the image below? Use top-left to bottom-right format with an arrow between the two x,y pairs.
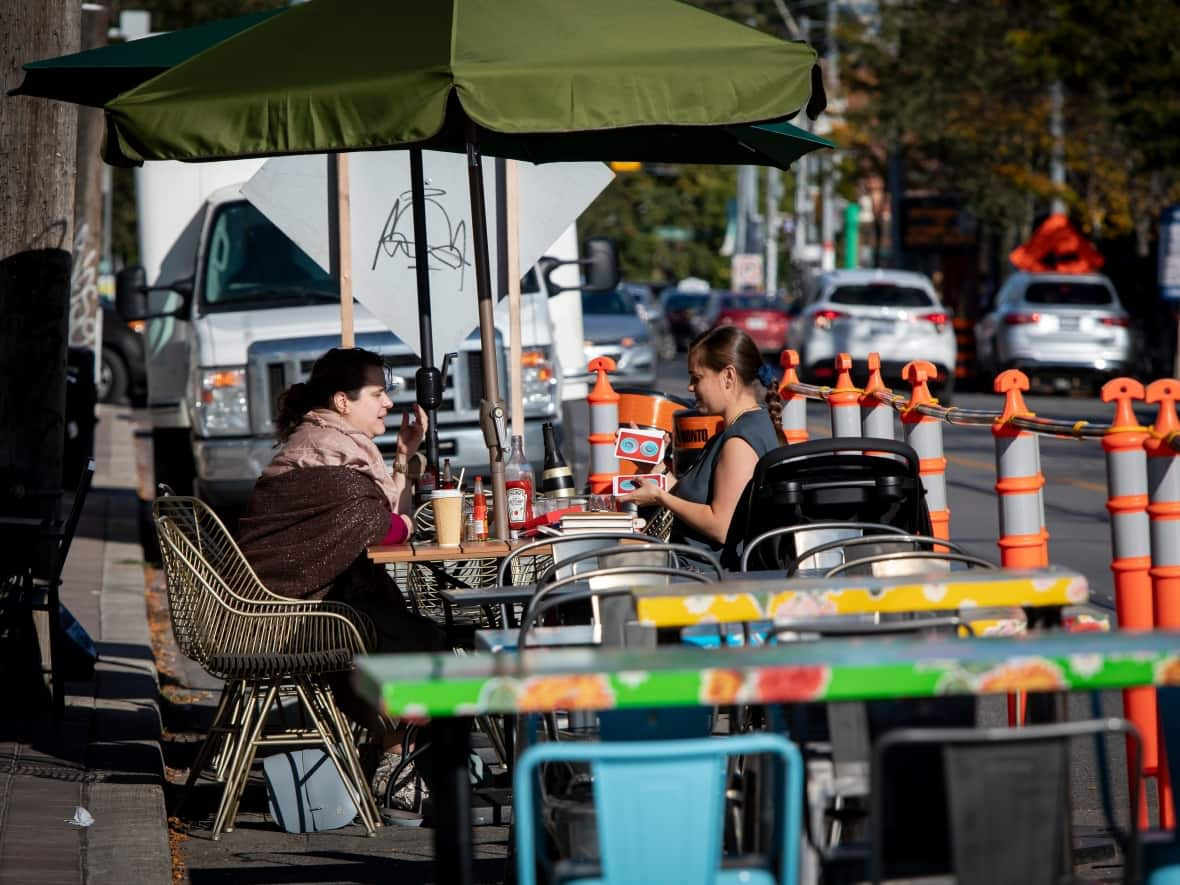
432,489 -> 463,547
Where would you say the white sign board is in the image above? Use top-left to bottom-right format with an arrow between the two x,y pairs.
731,253 -> 764,290
244,153 -> 613,359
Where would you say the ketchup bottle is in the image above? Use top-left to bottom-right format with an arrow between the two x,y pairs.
504,434 -> 535,538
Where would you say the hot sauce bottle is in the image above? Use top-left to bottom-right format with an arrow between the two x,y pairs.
504,434 -> 535,538
469,476 -> 489,541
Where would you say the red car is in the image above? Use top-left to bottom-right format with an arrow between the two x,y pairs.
705,292 -> 790,354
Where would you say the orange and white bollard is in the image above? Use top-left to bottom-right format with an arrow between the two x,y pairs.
992,369 -> 1048,728
586,356 -> 620,494
992,370 -> 1049,569
1144,379 -> 1179,827
860,352 -> 895,441
778,349 -> 809,445
901,360 -> 950,542
828,353 -> 861,439
1102,379 -> 1157,826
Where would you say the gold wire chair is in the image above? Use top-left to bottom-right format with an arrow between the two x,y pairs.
153,496 -> 380,839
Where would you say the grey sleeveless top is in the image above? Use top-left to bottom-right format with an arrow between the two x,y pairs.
669,407 -> 779,554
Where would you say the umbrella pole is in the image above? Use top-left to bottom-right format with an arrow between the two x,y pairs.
465,124 -> 510,541
327,153 -> 355,347
409,148 -> 441,470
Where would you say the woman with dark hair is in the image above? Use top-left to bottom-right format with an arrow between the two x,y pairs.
236,347 -> 445,813
236,347 -> 440,650
617,325 -> 781,559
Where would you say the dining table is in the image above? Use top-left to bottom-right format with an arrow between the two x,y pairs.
354,628 -> 1180,884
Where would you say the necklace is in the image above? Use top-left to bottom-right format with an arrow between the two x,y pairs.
727,404 -> 762,426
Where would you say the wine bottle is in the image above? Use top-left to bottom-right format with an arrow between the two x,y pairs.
540,421 -> 576,498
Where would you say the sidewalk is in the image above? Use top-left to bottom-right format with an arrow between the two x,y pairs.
0,405 -> 170,884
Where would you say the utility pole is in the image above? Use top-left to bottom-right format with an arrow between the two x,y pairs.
0,0 -> 80,504
819,0 -> 839,271
792,16 -> 811,269
765,167 -> 781,295
1049,80 -> 1066,216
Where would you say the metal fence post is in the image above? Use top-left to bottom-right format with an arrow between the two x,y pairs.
860,352 -> 895,440
778,349 -> 809,445
1103,378 -> 1157,827
586,356 -> 619,494
1144,379 -> 1178,828
828,352 -> 861,439
901,360 -> 950,541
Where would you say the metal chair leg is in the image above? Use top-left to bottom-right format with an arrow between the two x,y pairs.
211,680 -> 276,839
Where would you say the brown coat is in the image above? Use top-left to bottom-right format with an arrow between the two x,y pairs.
237,465 -> 398,603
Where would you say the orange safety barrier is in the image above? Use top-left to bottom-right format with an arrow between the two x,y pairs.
586,356 -> 620,495
827,353 -> 861,438
901,360 -> 950,542
777,349 -> 809,445
859,353 -> 895,441
991,370 -> 1049,569
1145,379 -> 1180,829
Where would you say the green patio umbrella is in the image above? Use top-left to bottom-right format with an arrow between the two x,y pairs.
9,8 -> 286,108
13,0 -> 831,553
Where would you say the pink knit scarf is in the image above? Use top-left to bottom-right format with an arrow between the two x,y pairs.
263,408 -> 398,510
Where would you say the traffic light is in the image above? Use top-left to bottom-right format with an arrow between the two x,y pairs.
608,161 -> 642,173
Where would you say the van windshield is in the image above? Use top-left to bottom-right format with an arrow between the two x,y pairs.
201,202 -> 339,312
1024,281 -> 1113,306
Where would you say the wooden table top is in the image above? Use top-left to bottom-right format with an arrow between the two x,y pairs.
367,539 -> 516,564
355,628 -> 1180,718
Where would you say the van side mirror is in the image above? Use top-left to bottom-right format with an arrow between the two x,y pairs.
116,265 -> 193,321
581,236 -> 620,292
537,236 -> 621,296
115,266 -> 148,320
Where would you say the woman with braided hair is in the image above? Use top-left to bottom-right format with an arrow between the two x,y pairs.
617,326 -> 782,562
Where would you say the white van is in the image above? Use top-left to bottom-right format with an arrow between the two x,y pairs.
119,162 -> 565,513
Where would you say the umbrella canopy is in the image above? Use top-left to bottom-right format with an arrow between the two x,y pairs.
94,0 -> 827,167
12,0 -> 832,555
9,9 -> 285,109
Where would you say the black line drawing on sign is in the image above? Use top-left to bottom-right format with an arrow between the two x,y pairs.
371,185 -> 469,290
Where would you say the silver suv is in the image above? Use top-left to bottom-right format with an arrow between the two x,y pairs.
974,272 -> 1135,392
785,269 -> 957,400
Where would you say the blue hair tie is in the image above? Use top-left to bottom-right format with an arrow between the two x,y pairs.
757,363 -> 777,388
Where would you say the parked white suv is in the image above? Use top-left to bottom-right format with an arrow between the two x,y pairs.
786,269 -> 957,400
974,271 -> 1136,393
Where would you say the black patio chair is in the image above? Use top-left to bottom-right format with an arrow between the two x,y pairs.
726,438 -> 932,572
0,457 -> 96,720
868,719 -> 1143,885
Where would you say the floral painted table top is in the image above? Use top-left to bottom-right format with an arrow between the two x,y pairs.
354,628 -> 1180,719
631,566 -> 1088,627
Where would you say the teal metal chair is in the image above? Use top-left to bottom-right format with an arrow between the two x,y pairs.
1146,687 -> 1180,884
514,732 -> 804,885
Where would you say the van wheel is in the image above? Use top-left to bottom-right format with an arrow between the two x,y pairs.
98,347 -> 129,404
